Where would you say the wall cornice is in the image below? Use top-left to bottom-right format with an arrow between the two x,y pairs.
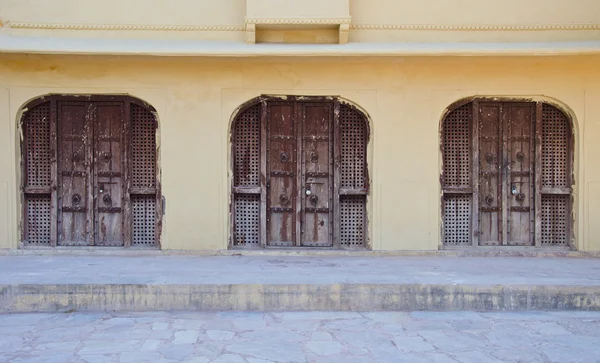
350,23 -> 600,31
5,21 -> 600,32
244,18 -> 352,25
5,22 -> 245,31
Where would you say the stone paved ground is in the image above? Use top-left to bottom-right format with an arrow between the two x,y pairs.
2,311 -> 600,363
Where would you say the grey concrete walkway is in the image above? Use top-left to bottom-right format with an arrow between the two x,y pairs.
1,256 -> 600,312
1,255 -> 599,285
2,311 -> 600,363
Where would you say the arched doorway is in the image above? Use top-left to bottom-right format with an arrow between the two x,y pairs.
21,95 -> 161,247
230,96 -> 370,249
441,99 -> 574,248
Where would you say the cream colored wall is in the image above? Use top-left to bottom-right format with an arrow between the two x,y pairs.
0,54 -> 599,251
1,0 -> 598,43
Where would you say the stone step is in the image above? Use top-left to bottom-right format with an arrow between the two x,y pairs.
2,283 -> 600,313
1,255 -> 599,312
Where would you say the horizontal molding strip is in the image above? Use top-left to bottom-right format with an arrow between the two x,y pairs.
6,22 -> 245,31
245,18 -> 352,25
1,34 -> 599,57
5,22 -> 600,32
350,23 -> 600,31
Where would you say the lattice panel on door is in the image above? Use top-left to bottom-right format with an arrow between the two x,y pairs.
542,105 -> 569,188
24,102 -> 51,187
233,194 -> 260,246
442,104 -> 472,187
340,195 -> 366,247
443,194 -> 471,246
25,195 -> 51,245
233,105 -> 261,187
131,104 -> 157,189
340,105 -> 367,189
541,195 -> 568,245
132,195 -> 156,245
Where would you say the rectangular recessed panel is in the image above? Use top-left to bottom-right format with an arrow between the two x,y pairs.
234,194 -> 260,246
25,103 -> 51,187
442,104 -> 472,188
541,194 -> 569,246
25,195 -> 51,245
234,105 -> 261,187
340,195 -> 365,248
443,194 -> 472,246
542,104 -> 569,188
131,104 -> 157,189
132,195 -> 156,246
340,105 -> 367,190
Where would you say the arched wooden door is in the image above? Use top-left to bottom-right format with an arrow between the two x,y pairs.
231,96 -> 369,249
441,100 -> 573,248
21,95 -> 161,247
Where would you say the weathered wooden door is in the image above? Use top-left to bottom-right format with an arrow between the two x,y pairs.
57,101 -> 125,246
22,96 -> 160,247
478,102 -> 535,246
265,101 -> 334,247
231,96 -> 369,249
442,100 -> 573,248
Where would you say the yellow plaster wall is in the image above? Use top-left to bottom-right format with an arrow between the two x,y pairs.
1,0 -> 598,43
0,54 -> 599,251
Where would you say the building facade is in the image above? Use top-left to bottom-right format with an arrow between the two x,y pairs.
1,0 -> 599,251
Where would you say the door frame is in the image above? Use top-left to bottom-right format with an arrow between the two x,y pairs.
439,96 -> 576,250
19,94 -> 162,248
229,95 -> 371,250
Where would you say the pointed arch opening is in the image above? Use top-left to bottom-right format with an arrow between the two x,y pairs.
440,98 -> 574,248
230,95 -> 370,249
20,95 -> 161,247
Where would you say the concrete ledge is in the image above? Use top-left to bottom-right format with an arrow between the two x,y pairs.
2,248 -> 600,258
1,284 -> 599,313
1,34 -> 599,57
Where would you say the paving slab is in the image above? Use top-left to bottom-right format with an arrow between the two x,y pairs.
0,256 -> 599,312
2,311 -> 600,363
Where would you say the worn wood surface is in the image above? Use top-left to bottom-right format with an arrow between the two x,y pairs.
22,96 -> 160,247
442,99 -> 574,249
231,96 -> 369,249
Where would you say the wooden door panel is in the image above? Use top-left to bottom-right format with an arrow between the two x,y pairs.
58,103 -> 92,245
266,103 -> 297,246
478,103 -> 501,245
94,103 -> 125,246
506,104 -> 535,245
301,104 -> 333,247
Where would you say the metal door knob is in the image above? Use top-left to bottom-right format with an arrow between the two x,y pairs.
306,190 -> 311,195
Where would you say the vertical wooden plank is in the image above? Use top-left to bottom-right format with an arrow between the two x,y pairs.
472,100 -> 479,247
500,103 -> 508,246
529,104 -> 536,244
88,102 -> 96,246
567,106 -> 574,248
535,102 -> 543,247
295,102 -> 303,247
122,101 -> 132,247
152,107 -> 162,248
259,98 -> 267,248
20,109 -> 26,244
49,100 -> 58,247
333,100 -> 341,249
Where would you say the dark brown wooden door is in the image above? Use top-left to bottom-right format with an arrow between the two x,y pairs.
231,96 -> 369,249
300,103 -> 334,247
442,100 -> 572,248
57,101 -> 125,246
265,101 -> 334,247
478,102 -> 535,246
22,96 -> 160,247
58,102 -> 93,245
94,103 -> 126,246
